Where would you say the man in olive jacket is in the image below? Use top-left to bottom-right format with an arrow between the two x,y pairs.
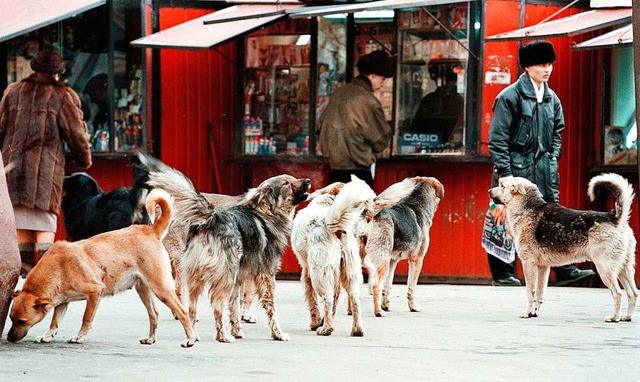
487,40 -> 594,286
0,50 -> 92,274
317,50 -> 394,186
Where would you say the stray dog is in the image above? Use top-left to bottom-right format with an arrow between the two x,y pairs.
489,173 -> 638,322
162,193 -> 243,313
138,153 -> 310,343
61,159 -> 150,241
7,189 -> 197,347
364,176 -> 444,317
292,177 -> 375,336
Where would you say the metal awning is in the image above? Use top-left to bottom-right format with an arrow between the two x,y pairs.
0,0 -> 105,43
572,24 -> 633,50
130,4 -> 301,49
287,0 -> 473,18
486,8 -> 632,41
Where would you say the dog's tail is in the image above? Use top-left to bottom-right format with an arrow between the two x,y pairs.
326,175 -> 376,234
588,173 -> 635,226
146,188 -> 173,239
137,152 -> 215,226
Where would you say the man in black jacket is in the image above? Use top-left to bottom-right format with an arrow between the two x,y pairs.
487,40 -> 595,286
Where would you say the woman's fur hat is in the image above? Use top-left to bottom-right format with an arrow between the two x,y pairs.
519,40 -> 556,68
30,50 -> 66,75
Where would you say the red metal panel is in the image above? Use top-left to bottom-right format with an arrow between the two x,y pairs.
375,161 -> 494,280
158,8 -> 245,196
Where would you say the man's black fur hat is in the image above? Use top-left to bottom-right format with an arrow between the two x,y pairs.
519,40 -> 556,68
357,50 -> 396,78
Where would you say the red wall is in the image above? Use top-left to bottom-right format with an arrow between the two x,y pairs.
157,8 -> 244,196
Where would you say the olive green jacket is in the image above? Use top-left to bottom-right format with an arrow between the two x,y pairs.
317,75 -> 392,171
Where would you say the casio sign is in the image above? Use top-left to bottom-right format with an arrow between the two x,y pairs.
403,133 -> 440,143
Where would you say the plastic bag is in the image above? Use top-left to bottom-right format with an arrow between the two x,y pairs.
481,201 -> 516,263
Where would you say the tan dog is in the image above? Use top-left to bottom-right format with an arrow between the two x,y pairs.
7,189 -> 197,347
488,173 -> 638,322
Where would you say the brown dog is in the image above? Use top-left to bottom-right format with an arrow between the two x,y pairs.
489,173 -> 637,322
7,189 -> 197,347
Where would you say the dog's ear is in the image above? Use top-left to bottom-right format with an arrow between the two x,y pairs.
514,182 -> 528,195
509,182 -> 527,196
427,177 -> 445,199
34,298 -> 53,312
11,290 -> 20,299
255,185 -> 275,210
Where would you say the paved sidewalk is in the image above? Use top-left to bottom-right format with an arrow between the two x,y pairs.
1,280 -> 638,381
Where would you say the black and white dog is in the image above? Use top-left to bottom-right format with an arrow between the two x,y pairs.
61,158 -> 151,241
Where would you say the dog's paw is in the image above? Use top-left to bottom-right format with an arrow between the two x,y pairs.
216,334 -> 236,343
68,335 -> 85,344
231,330 -> 244,339
241,313 -> 257,324
35,330 -> 57,343
409,303 -> 422,313
309,317 -> 323,330
351,327 -> 364,337
316,327 -> 333,336
139,336 -> 156,345
519,310 -> 537,318
374,310 -> 385,317
273,332 -> 291,341
34,335 -> 53,343
181,338 -> 196,348
621,315 -> 632,322
605,316 -> 621,323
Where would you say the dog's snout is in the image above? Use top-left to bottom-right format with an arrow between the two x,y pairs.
303,179 -> 311,189
6,328 -> 24,343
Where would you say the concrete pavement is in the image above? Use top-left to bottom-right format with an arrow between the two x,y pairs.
1,279 -> 638,381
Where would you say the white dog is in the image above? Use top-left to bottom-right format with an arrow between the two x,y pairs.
292,176 -> 375,336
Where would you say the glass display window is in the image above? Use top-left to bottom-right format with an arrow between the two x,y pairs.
4,2 -> 145,156
315,16 -> 347,156
242,18 -> 311,156
395,4 -> 469,155
602,47 -> 636,166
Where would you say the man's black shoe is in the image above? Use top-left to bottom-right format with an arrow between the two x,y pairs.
554,268 -> 595,287
491,276 -> 522,286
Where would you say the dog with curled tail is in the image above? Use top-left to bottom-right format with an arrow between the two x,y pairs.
8,188 -> 197,347
292,176 -> 375,336
138,153 -> 310,343
489,173 -> 638,322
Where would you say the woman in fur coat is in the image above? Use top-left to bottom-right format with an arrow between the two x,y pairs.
0,50 -> 92,275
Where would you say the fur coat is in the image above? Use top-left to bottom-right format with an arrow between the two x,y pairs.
0,72 -> 92,213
